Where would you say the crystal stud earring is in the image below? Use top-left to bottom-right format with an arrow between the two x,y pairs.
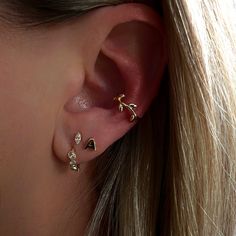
75,132 -> 82,145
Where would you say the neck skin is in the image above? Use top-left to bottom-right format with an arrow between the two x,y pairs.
0,151 -> 97,236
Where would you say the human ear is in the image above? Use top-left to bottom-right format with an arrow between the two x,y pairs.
52,3 -> 167,170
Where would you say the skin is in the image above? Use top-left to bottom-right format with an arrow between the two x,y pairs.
0,19 -> 95,236
0,4 -> 166,235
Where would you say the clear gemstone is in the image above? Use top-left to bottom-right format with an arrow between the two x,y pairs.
68,149 -> 76,160
70,160 -> 77,165
75,132 -> 82,145
70,163 -> 79,172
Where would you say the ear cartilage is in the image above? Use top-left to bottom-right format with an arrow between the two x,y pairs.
85,138 -> 97,151
113,94 -> 139,122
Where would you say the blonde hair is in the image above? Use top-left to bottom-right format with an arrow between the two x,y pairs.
87,0 -> 236,235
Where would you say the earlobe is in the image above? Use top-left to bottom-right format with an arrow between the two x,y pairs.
52,3 -> 167,172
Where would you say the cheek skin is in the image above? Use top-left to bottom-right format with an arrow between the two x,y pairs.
0,27 -> 77,182
0,42 -> 55,183
0,24 -> 85,184
0,22 -> 90,234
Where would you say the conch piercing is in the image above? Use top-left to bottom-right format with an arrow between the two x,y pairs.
113,94 -> 139,122
67,131 -> 82,172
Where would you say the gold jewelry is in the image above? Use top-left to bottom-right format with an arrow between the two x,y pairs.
67,149 -> 79,172
113,94 -> 139,122
85,138 -> 96,151
67,131 -> 83,172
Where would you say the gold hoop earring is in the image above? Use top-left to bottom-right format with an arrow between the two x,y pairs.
113,94 -> 139,122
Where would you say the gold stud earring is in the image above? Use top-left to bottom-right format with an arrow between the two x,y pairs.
85,138 -> 96,151
113,94 -> 139,122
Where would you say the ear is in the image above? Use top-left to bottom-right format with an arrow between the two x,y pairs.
53,3 -> 167,169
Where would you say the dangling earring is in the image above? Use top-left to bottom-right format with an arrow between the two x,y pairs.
68,149 -> 79,172
67,131 -> 82,172
113,94 -> 139,122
